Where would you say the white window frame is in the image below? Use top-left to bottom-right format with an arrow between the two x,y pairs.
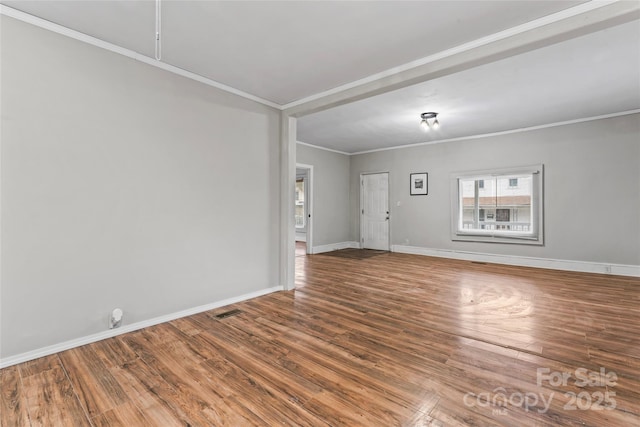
450,164 -> 544,245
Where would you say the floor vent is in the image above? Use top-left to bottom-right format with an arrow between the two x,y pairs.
471,261 -> 487,265
215,309 -> 242,319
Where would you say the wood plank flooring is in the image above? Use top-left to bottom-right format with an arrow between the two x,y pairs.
296,241 -> 307,257
1,252 -> 639,426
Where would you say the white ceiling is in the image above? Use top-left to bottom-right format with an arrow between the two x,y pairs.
4,0 -> 585,105
2,1 -> 639,153
298,19 -> 640,153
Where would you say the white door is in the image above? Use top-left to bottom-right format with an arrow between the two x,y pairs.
361,173 -> 389,250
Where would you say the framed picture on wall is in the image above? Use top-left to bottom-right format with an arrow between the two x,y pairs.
410,173 -> 428,196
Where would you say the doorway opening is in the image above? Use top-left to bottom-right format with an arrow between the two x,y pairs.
295,164 -> 313,255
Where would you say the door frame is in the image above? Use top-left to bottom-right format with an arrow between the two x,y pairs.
359,171 -> 390,250
296,163 -> 314,254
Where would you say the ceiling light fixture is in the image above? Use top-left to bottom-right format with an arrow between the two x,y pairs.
420,112 -> 439,131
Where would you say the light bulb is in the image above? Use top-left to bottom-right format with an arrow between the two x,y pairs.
432,118 -> 440,129
420,119 -> 430,131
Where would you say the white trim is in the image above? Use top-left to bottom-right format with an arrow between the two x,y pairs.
281,0 -> 620,110
0,25 -> 3,352
281,115 -> 297,291
351,110 -> 640,155
0,5 -> 280,110
0,286 -> 283,369
391,245 -> 640,278
312,241 -> 361,254
296,140 -> 350,156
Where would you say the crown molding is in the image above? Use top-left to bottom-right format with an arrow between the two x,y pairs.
350,109 -> 640,155
296,140 -> 350,156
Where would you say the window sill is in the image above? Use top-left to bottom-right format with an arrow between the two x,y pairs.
452,233 -> 543,245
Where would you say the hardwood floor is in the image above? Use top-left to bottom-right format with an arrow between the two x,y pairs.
2,252 -> 639,426
296,241 -> 307,257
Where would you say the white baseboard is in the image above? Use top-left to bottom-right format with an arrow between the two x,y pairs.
0,285 -> 284,369
312,241 -> 360,254
295,232 -> 307,242
391,245 -> 640,278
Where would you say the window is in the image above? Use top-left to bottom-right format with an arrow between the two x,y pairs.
451,165 -> 543,244
295,178 -> 305,228
496,208 -> 510,222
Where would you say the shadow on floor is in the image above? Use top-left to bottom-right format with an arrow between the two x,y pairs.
317,248 -> 387,260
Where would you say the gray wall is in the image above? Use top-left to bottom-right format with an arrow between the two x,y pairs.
350,114 -> 640,265
296,143 -> 351,247
1,17 -> 281,358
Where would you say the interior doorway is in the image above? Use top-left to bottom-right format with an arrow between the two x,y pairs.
360,172 -> 390,250
295,164 -> 313,254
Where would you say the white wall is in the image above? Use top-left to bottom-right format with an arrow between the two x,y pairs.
1,17 -> 281,359
350,114 -> 640,266
296,143 -> 351,248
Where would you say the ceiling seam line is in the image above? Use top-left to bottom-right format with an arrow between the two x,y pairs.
0,4 -> 283,110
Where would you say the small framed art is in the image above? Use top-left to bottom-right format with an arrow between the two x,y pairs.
410,173 -> 428,196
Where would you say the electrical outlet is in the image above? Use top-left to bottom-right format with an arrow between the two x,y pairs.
109,308 -> 123,329
604,265 -> 612,274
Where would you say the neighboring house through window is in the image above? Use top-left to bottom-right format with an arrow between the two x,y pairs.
451,165 -> 543,244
